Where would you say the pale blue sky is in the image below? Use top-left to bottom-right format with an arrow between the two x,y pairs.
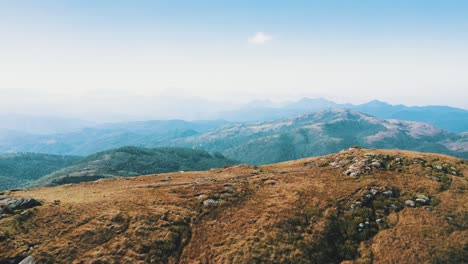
0,1 -> 467,120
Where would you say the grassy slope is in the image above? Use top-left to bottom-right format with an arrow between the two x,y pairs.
0,148 -> 466,263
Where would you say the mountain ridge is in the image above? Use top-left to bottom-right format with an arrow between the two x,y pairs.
164,109 -> 467,164
216,98 -> 468,132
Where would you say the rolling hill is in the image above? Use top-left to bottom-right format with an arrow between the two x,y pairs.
165,109 -> 467,164
0,148 -> 466,263
29,147 -> 239,187
0,153 -> 80,191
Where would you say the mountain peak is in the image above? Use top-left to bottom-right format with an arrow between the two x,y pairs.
289,97 -> 337,108
362,100 -> 392,107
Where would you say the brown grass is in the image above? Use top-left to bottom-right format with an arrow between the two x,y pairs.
0,148 -> 466,263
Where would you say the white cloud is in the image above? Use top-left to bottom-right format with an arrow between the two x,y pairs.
248,32 -> 272,44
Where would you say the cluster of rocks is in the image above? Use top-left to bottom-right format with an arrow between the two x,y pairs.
346,186 -> 402,232
429,163 -> 462,176
199,184 -> 240,208
0,195 -> 42,215
332,152 -> 389,177
404,194 -> 431,208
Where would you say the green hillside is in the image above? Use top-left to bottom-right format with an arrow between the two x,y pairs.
164,109 -> 467,164
0,153 -> 81,190
31,147 -> 239,187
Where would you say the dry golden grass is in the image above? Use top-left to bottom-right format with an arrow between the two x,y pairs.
0,148 -> 466,263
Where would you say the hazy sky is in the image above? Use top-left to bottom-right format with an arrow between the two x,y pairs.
1,0 -> 467,120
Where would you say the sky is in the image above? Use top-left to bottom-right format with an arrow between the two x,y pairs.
0,0 -> 467,121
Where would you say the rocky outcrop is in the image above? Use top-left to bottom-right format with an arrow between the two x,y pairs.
0,195 -> 42,214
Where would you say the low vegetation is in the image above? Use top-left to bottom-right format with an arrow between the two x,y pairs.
0,148 -> 466,263
0,153 -> 80,190
30,146 -> 239,187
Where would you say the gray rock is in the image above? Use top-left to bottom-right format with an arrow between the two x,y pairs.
415,194 -> 430,205
371,161 -> 381,167
369,188 -> 379,196
389,204 -> 399,211
405,200 -> 416,207
203,199 -> 221,208
6,197 -> 42,210
19,256 -> 36,264
382,190 -> 393,197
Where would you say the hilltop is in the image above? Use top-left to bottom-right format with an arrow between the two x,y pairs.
29,147 -> 239,188
166,109 -> 467,164
0,148 -> 466,263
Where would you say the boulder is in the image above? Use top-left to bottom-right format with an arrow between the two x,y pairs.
203,199 -> 221,208
415,194 -> 430,205
382,190 -> 393,197
19,256 -> 36,264
405,200 -> 416,207
6,197 -> 42,210
369,188 -> 379,196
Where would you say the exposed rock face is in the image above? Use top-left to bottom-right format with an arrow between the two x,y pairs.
0,196 -> 42,212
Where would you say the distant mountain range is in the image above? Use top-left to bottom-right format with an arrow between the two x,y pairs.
0,114 -> 95,135
0,109 -> 466,166
0,120 -> 228,156
217,98 -> 468,133
165,109 -> 467,164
